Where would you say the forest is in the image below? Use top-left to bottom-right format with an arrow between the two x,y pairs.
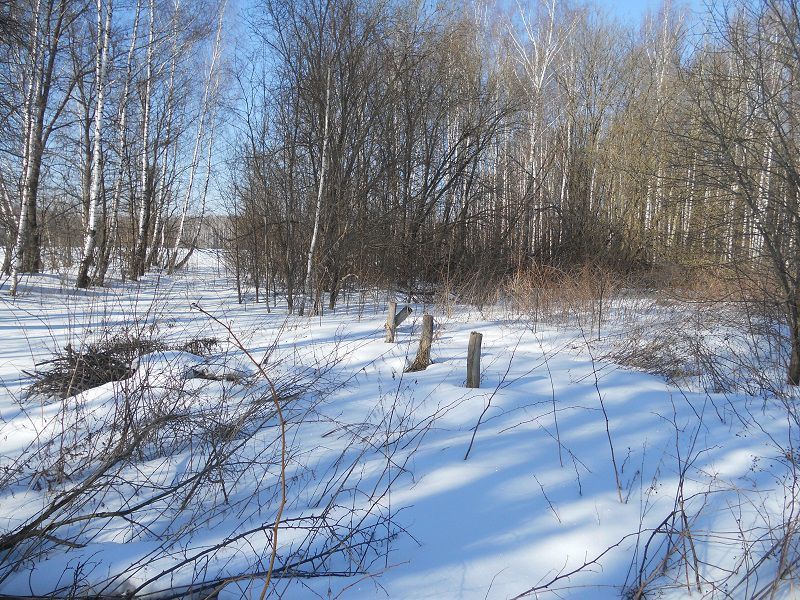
1,0 -> 798,329
1,0 -> 800,598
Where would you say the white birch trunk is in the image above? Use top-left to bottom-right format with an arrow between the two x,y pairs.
95,0 -> 141,284
168,0 -> 226,273
133,0 -> 155,279
753,141 -> 774,257
299,68 -> 331,316
174,116 -> 216,272
10,0 -> 43,296
147,0 -> 180,271
76,0 -> 112,288
0,177 -> 15,273
683,154 -> 696,247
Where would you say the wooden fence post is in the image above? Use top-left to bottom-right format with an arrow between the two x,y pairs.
466,331 -> 482,388
395,305 -> 412,326
385,302 -> 413,343
406,314 -> 433,372
385,301 -> 397,342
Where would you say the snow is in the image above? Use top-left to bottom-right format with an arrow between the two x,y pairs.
0,251 -> 795,599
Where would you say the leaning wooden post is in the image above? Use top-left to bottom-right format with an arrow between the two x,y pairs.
386,302 -> 413,343
406,314 -> 433,372
466,331 -> 482,388
385,301 -> 398,342
394,304 -> 412,326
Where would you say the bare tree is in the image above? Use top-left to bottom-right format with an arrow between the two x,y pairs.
682,0 -> 800,383
131,0 -> 155,280
166,0 -> 226,274
9,0 -> 82,295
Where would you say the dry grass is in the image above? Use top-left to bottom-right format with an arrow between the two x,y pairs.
500,264 -> 619,333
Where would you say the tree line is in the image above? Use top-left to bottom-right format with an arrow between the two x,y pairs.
0,0 -> 224,293
2,0 -> 800,379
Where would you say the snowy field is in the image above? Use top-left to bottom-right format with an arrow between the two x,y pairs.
0,251 -> 796,599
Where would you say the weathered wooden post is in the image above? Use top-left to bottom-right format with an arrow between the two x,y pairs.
406,314 -> 433,372
385,302 -> 413,343
385,301 -> 397,342
395,305 -> 412,325
466,331 -> 482,388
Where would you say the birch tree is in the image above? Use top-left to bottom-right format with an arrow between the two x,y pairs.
167,0 -> 226,274
75,0 -> 113,289
299,67 -> 330,317
131,0 -> 155,280
10,0 -> 80,295
93,0 -> 142,285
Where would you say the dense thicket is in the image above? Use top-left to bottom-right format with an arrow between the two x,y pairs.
228,0 -> 800,315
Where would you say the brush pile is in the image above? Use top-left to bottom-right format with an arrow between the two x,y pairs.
26,334 -> 220,399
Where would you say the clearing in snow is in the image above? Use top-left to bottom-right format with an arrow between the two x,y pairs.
0,252 -> 796,599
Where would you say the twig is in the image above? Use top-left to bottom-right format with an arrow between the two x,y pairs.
191,304 -> 287,599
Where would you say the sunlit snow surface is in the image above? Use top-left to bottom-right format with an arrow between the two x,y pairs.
0,252 -> 795,599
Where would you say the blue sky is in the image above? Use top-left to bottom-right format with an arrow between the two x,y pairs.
596,0 -> 706,24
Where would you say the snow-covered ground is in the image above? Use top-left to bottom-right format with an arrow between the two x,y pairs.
0,252 -> 796,599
